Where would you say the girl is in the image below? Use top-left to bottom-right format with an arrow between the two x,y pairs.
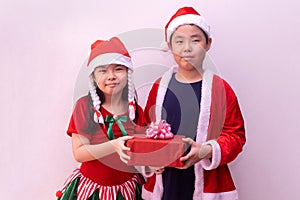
56,37 -> 145,200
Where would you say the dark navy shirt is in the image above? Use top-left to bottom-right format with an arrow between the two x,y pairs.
162,73 -> 202,200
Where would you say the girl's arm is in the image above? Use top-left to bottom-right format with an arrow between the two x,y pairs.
71,133 -> 133,163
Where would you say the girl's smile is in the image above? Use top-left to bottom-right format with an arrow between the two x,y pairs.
93,64 -> 128,96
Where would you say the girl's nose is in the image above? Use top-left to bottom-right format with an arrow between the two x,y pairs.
107,69 -> 116,80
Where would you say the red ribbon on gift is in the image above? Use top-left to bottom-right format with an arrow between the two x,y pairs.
146,120 -> 174,139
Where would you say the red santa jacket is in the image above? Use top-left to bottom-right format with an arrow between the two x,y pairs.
142,68 -> 246,200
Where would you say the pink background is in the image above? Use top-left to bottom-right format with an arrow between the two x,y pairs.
1,0 -> 299,199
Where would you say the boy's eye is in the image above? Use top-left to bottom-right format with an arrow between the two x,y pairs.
115,65 -> 127,71
116,67 -> 125,71
175,40 -> 183,44
191,37 -> 201,42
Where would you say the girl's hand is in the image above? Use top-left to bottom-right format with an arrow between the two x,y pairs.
148,166 -> 165,174
110,135 -> 134,164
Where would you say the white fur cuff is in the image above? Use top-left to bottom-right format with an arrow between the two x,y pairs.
200,140 -> 221,170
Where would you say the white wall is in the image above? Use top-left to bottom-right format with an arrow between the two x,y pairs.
1,0 -> 299,199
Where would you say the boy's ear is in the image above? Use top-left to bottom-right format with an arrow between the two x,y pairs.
206,38 -> 212,51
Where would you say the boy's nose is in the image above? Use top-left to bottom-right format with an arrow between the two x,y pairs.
183,42 -> 192,52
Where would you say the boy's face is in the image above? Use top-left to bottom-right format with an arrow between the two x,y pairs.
169,24 -> 212,71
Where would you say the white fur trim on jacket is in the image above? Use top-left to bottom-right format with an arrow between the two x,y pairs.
147,68 -> 222,199
203,190 -> 239,200
200,140 -> 221,170
134,166 -> 154,178
142,68 -> 240,200
193,70 -> 214,199
155,67 -> 175,121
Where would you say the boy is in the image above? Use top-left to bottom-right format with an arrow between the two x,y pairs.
142,7 -> 246,200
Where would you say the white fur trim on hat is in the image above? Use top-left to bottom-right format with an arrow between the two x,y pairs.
87,52 -> 132,75
166,14 -> 210,42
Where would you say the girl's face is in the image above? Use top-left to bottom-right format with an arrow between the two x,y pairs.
93,64 -> 128,97
169,24 -> 212,71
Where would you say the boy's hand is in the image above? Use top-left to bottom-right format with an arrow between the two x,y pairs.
177,138 -> 212,169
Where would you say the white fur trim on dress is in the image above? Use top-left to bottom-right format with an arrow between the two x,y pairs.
87,52 -> 132,75
200,140 -> 221,170
166,14 -> 210,42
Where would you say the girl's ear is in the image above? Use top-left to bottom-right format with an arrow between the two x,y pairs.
91,73 -> 96,82
90,74 -> 98,88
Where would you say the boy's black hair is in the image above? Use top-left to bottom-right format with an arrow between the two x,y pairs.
169,24 -> 209,46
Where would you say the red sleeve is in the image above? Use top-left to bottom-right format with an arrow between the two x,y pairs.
66,96 -> 93,140
133,104 -> 147,134
217,80 -> 246,165
144,78 -> 161,124
135,105 -> 146,126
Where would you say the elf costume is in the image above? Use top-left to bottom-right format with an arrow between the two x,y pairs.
56,37 -> 145,200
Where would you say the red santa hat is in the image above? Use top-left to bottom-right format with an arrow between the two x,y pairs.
165,7 -> 211,43
87,37 -> 133,74
87,37 -> 136,124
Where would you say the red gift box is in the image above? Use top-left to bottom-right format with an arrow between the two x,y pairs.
127,134 -> 186,167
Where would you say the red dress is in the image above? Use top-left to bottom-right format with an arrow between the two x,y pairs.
57,96 -> 145,200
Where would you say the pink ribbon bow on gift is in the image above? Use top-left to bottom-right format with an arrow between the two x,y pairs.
146,120 -> 174,139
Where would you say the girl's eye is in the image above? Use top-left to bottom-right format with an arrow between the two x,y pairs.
175,40 -> 183,44
95,68 -> 106,73
192,39 -> 200,42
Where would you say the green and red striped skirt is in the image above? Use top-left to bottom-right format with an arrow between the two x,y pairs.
56,169 -> 144,200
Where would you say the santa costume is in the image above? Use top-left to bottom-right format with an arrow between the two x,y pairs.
142,7 -> 246,200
